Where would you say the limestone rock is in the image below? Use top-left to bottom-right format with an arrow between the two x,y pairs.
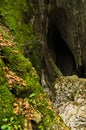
53,76 -> 86,130
58,99 -> 86,130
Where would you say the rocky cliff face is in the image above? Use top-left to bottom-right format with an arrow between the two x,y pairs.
0,1 -> 71,129
0,0 -> 86,129
32,1 -> 86,130
33,0 -> 86,80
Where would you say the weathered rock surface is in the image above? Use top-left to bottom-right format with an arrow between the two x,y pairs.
22,1 -> 86,129
32,0 -> 86,82
58,99 -> 86,130
53,76 -> 86,130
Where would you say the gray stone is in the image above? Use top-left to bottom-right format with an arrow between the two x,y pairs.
53,76 -> 86,130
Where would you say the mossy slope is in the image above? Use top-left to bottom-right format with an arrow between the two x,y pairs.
0,26 -> 70,130
0,0 -> 41,72
0,0 -> 70,129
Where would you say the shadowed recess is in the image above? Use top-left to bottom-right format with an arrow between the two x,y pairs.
47,24 -> 77,76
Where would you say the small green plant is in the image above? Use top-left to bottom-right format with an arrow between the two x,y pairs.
1,117 -> 19,130
29,93 -> 37,103
38,124 -> 44,130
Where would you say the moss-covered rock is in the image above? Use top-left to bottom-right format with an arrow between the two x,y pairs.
0,1 -> 70,129
1,47 -> 68,129
0,0 -> 32,48
0,28 -> 70,129
0,0 -> 41,73
0,58 -> 14,126
1,46 -> 42,96
0,84 -> 14,126
0,58 -> 7,84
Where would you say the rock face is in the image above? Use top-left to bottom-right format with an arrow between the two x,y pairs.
53,76 -> 86,130
33,0 -> 86,81
59,99 -> 86,130
28,2 -> 86,129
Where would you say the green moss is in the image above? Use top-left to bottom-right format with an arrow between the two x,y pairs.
0,25 -> 13,40
40,110 -> 55,130
0,1 -> 69,129
27,41 -> 42,73
0,0 -> 41,73
32,94 -> 58,130
2,46 -> 32,75
2,46 -> 43,95
0,35 -> 70,130
0,58 -> 7,85
0,84 -> 14,126
0,44 -> 59,129
0,58 -> 15,126
0,0 -> 33,52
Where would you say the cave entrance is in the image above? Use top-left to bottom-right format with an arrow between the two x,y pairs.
47,24 -> 77,76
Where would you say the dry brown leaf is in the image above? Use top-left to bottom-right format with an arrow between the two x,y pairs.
4,66 -> 26,90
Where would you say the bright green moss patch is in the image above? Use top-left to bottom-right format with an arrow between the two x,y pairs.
0,84 -> 14,126
2,46 -> 43,96
2,46 -> 32,75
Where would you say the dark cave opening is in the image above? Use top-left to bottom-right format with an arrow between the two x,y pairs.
47,24 -> 77,76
